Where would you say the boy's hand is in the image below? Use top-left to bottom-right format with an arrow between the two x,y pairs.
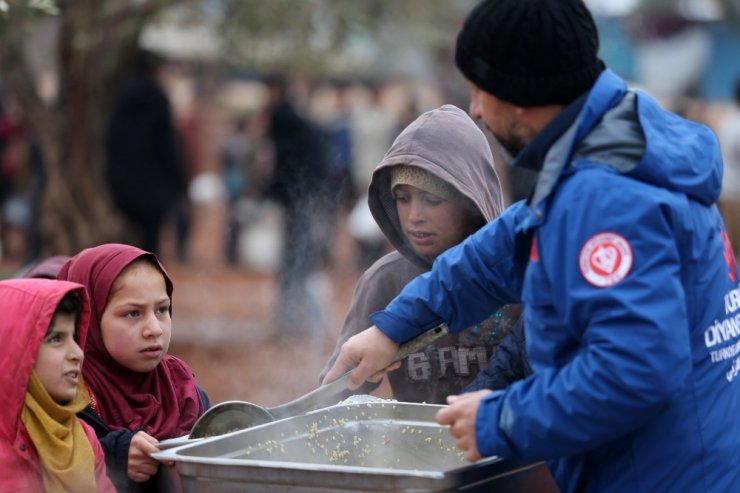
128,431 -> 160,482
322,326 -> 398,389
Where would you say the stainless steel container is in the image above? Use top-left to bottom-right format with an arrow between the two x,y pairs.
154,401 -> 558,492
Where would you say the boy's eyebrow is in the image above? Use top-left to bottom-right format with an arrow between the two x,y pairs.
45,317 -> 60,337
45,327 -> 74,339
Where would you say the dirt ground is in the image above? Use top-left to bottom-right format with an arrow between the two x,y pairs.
166,263 -> 359,408
157,203 -> 364,408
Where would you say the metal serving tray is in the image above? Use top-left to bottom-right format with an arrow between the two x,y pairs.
154,400 -> 558,493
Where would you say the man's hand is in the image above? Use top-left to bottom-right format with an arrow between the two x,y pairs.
128,431 -> 160,482
322,325 -> 399,389
436,390 -> 492,462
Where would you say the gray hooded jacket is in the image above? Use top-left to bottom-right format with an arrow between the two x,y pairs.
321,104 -> 520,403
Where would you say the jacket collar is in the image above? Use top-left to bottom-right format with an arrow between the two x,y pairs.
515,92 -> 588,178
514,70 -> 629,231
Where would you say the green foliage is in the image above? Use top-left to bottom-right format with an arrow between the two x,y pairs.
0,0 -> 59,18
218,0 -> 476,76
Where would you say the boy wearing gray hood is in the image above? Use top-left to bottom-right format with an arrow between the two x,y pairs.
321,104 -> 523,403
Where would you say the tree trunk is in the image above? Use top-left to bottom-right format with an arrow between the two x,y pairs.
0,0 -> 178,257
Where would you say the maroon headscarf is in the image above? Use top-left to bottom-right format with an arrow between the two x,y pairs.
57,243 -> 203,439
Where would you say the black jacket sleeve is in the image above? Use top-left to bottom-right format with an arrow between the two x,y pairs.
464,318 -> 532,392
197,385 -> 211,411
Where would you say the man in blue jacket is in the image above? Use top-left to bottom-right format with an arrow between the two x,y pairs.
323,1 -> 740,491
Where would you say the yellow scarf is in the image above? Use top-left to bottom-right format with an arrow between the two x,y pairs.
20,371 -> 97,493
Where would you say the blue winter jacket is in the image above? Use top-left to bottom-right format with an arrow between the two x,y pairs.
369,69 -> 740,493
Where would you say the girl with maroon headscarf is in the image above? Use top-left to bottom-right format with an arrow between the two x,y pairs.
58,243 -> 209,492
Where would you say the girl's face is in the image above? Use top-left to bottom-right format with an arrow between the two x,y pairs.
34,313 -> 83,404
100,260 -> 171,373
394,184 -> 477,258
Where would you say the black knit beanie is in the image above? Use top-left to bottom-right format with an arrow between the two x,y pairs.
455,0 -> 605,107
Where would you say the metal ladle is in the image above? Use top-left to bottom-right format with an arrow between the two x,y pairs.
189,323 -> 449,439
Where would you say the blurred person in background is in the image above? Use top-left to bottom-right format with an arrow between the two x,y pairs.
347,80 -> 398,270
311,79 -> 357,272
220,109 -> 274,266
221,115 -> 253,266
172,94 -> 206,264
105,49 -> 187,256
325,0 -> 740,491
263,73 -> 333,337
718,78 -> 740,259
349,80 -> 397,195
321,104 -> 523,403
0,93 -> 19,261
323,79 -> 356,211
0,92 -> 45,267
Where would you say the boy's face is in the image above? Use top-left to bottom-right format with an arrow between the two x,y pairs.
34,313 -> 83,404
394,184 -> 476,258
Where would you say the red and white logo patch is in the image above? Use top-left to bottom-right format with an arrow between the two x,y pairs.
579,232 -> 633,287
